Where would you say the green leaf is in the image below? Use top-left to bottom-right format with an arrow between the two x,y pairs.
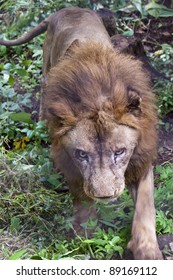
0,45 -> 7,55
3,73 -> 10,83
83,239 -> 95,244
10,217 -> 21,232
4,62 -> 13,70
47,174 -> 61,187
111,236 -> 121,243
16,68 -> 28,77
131,0 -> 143,15
167,179 -> 173,188
145,3 -> 173,18
10,112 -> 33,124
8,75 -> 15,86
30,256 -> 43,260
22,60 -> 32,66
99,219 -> 117,228
26,129 -> 34,138
113,245 -> 124,257
0,63 -> 4,71
9,249 -> 28,260
122,29 -> 134,37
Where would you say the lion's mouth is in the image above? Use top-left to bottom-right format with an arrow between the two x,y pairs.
94,196 -> 117,203
85,192 -> 120,203
84,185 -> 124,203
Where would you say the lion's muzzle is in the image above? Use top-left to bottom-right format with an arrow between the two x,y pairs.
84,178 -> 125,202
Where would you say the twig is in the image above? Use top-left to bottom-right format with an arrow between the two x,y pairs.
160,158 -> 173,166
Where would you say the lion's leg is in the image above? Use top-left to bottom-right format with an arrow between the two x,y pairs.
72,199 -> 97,237
68,185 -> 97,237
128,166 -> 163,259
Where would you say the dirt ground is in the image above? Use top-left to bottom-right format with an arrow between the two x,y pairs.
158,113 -> 173,165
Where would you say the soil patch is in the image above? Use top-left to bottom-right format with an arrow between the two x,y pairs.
158,112 -> 173,165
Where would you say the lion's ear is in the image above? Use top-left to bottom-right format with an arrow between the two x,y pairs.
48,102 -> 77,134
127,89 -> 142,115
65,39 -> 80,56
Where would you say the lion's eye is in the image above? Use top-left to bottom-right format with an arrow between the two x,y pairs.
114,148 -> 126,159
75,149 -> 89,161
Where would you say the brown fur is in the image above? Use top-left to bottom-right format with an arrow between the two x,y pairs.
45,41 -> 157,185
0,7 -> 163,260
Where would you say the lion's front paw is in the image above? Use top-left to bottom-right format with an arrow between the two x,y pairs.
128,238 -> 163,260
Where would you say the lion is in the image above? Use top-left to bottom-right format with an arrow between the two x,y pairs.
0,7 -> 163,260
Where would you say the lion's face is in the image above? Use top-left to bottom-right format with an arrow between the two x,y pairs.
62,118 -> 138,202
